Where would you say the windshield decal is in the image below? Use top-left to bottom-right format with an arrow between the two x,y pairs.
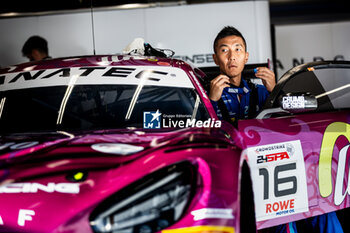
1,66 -> 194,91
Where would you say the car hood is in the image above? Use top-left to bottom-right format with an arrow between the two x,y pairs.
0,127 -> 232,181
0,127 -> 234,232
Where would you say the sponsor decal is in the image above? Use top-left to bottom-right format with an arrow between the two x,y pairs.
162,225 -> 234,233
1,66 -> 194,91
282,96 -> 305,109
319,122 -> 350,205
143,110 -> 221,129
247,140 -> 308,221
191,208 -> 234,221
0,209 -> 35,227
0,141 -> 39,151
265,199 -> 295,215
0,182 -> 80,194
18,210 -> 35,226
256,152 -> 290,164
228,88 -> 238,94
189,71 -> 208,100
255,144 -> 285,152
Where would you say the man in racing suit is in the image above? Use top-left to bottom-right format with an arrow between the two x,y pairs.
210,26 -> 345,233
209,26 -> 275,123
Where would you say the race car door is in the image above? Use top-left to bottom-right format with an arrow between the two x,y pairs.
239,61 -> 350,230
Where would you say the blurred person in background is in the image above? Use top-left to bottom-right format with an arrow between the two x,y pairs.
22,35 -> 51,61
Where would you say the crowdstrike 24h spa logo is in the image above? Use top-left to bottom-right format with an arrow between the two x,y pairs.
143,110 -> 162,129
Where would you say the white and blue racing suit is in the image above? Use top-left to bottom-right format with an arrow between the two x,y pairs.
210,79 -> 269,121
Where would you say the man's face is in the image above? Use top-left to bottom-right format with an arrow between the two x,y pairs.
213,35 -> 249,80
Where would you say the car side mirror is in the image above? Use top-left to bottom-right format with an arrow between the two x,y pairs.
279,93 -> 317,112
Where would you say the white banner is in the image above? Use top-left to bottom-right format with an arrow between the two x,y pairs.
1,64 -> 194,91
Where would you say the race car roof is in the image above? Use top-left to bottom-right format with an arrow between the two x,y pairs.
0,55 -> 197,90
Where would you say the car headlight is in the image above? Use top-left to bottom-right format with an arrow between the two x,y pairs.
90,161 -> 197,233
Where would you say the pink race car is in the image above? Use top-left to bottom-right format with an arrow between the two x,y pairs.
0,55 -> 349,233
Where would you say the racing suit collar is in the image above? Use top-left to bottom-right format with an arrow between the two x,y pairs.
226,79 -> 250,94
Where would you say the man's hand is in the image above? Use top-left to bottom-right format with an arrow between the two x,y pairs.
255,67 -> 276,92
209,75 -> 230,101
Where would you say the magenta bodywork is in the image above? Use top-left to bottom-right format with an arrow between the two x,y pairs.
239,110 -> 350,230
0,127 -> 240,233
0,56 -> 240,233
1,56 -> 349,232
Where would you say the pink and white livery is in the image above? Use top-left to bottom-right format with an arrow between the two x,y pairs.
0,55 -> 349,232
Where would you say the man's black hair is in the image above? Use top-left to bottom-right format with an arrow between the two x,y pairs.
213,26 -> 247,53
22,35 -> 48,56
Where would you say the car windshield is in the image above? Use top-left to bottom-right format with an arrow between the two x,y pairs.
0,85 -> 209,133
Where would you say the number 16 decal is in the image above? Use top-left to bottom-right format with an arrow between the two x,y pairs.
246,140 -> 308,221
259,163 -> 297,200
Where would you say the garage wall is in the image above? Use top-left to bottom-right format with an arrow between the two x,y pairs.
0,1 -> 272,68
275,21 -> 350,77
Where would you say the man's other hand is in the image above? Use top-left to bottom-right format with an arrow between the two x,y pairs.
255,67 -> 276,92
